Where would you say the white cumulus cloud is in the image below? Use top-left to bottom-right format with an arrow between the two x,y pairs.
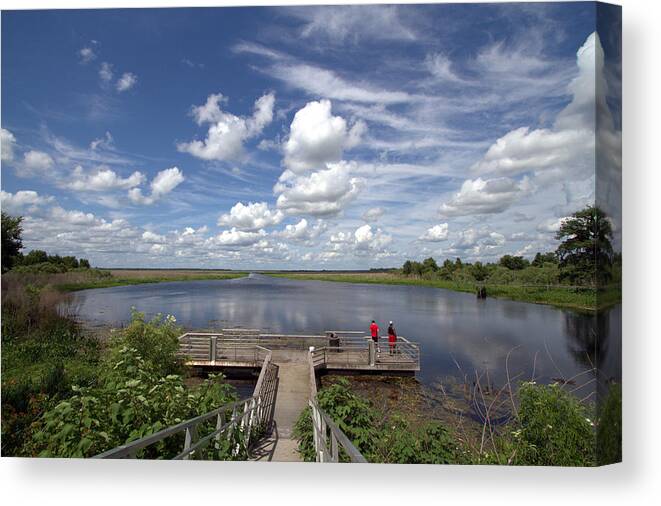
471,32 -> 607,185
178,92 -> 275,161
1,128 -> 16,162
21,150 -> 55,176
209,227 -> 267,247
128,166 -> 184,205
217,201 -> 284,231
142,230 -> 167,244
275,161 -> 363,217
439,176 -> 531,217
67,165 -> 145,192
420,223 -> 449,242
283,99 -> 365,173
275,218 -> 327,243
0,190 -> 54,214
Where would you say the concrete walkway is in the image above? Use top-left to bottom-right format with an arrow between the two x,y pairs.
252,350 -> 309,462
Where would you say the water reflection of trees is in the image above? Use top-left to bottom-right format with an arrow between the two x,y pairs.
564,310 -> 611,373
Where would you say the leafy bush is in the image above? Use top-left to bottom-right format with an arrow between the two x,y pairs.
509,382 -> 595,466
374,416 -> 463,464
24,310 -> 239,459
27,347 -> 238,458
108,309 -> 183,377
292,407 -> 316,461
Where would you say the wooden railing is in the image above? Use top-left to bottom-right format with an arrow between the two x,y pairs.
94,347 -> 278,460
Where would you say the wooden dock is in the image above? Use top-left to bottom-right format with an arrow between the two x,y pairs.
178,329 -> 420,373
94,330 -> 420,462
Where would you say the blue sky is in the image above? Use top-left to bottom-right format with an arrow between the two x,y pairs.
0,3 -> 621,269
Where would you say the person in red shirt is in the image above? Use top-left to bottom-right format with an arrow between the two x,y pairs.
369,320 -> 380,353
369,320 -> 379,344
387,321 -> 397,355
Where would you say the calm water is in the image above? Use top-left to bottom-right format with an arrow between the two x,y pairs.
72,274 -> 621,394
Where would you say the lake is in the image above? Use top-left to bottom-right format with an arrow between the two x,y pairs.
71,273 -> 621,396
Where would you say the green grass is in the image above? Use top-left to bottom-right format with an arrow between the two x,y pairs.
56,272 -> 248,292
266,272 -> 616,310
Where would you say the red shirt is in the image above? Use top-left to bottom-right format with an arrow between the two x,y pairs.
370,323 -> 379,337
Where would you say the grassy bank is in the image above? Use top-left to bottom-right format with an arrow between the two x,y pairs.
1,268 -> 247,293
1,278 -> 102,455
266,272 -> 620,311
58,269 -> 248,291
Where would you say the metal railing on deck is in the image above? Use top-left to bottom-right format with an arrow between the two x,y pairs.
178,331 -> 419,372
308,397 -> 367,463
312,336 -> 420,369
94,349 -> 278,460
306,349 -> 367,463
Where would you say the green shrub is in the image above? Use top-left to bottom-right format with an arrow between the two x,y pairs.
293,407 -> 316,461
26,347 -> 238,458
510,382 -> 596,466
108,309 -> 183,377
375,417 -> 463,464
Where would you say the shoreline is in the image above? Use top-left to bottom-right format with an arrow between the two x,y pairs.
49,268 -> 620,312
55,270 -> 248,292
264,272 -> 620,312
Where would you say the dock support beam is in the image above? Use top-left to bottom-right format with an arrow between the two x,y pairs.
368,340 -> 376,366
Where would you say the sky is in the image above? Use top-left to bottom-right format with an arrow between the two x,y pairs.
0,2 -> 622,269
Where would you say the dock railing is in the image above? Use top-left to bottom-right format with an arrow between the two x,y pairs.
311,335 -> 420,370
306,348 -> 367,463
179,331 -> 420,371
94,346 -> 278,460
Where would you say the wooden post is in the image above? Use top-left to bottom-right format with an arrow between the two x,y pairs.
210,336 -> 217,365
183,424 -> 198,460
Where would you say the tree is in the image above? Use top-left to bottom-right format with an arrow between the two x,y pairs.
23,249 -> 49,265
470,261 -> 489,282
532,252 -> 557,267
499,255 -> 529,270
1,212 -> 23,272
422,257 -> 439,273
79,258 -> 91,269
61,256 -> 79,269
555,206 -> 613,285
454,258 -> 462,269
